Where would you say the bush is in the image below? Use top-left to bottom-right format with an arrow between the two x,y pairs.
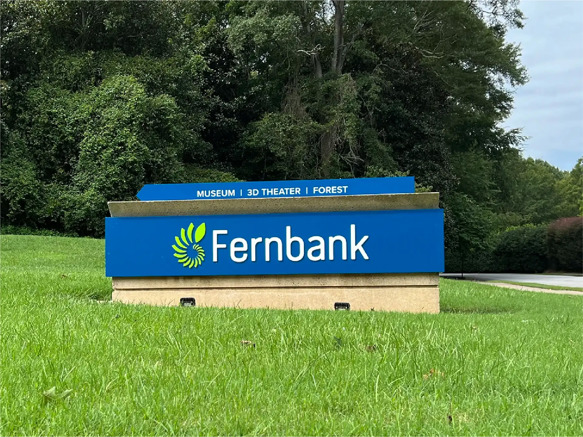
181,165 -> 241,183
1,75 -> 193,237
0,225 -> 78,238
0,148 -> 44,227
492,224 -> 548,273
443,192 -> 496,273
445,247 -> 495,273
547,217 -> 583,273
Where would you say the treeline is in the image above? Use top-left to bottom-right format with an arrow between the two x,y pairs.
1,1 -> 581,271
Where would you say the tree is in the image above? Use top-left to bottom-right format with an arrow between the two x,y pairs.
1,0 -> 530,251
505,158 -> 569,224
556,158 -> 583,217
0,1 -> 215,235
444,192 -> 495,274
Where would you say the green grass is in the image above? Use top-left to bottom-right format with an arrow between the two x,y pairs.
1,235 -> 582,436
486,280 -> 583,292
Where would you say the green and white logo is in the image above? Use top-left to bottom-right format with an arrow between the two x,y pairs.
172,222 -> 206,268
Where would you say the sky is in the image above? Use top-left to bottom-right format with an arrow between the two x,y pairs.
504,0 -> 583,171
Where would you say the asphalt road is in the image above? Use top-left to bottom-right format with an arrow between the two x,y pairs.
441,273 -> 583,288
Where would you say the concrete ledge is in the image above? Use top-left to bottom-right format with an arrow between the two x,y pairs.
111,273 -> 440,313
108,192 -> 440,217
113,273 -> 439,289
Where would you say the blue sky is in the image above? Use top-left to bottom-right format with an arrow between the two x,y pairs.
504,0 -> 583,171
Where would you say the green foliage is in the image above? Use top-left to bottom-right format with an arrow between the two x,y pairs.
14,83 -> 86,184
555,158 -> 583,217
547,217 -> 583,273
504,158 -> 568,224
71,75 -> 186,235
0,225 -> 78,238
240,112 -> 320,180
492,224 -> 548,273
181,165 -> 241,183
0,139 -> 45,226
1,0 -> 578,269
444,192 -> 495,271
451,150 -> 497,205
1,74 -> 190,236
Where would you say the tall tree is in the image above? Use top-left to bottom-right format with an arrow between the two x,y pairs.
1,0 -> 529,248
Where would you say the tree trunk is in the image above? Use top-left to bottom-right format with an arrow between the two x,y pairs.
331,0 -> 345,74
314,54 -> 323,78
303,1 -> 323,78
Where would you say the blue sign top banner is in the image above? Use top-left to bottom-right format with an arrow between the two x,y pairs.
136,177 -> 415,201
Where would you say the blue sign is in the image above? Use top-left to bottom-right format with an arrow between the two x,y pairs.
105,209 -> 444,277
136,177 -> 415,201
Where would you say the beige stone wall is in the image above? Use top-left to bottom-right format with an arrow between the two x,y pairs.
112,273 -> 439,313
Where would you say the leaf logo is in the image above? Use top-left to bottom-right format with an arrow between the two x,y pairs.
172,223 -> 206,268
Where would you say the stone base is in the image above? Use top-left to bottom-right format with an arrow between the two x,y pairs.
112,273 -> 440,313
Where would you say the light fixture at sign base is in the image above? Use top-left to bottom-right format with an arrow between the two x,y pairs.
180,297 -> 196,307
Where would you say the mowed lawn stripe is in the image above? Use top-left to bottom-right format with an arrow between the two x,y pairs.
1,235 -> 582,435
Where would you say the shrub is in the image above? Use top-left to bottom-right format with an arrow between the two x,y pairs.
443,193 -> 495,273
547,217 -> 583,273
445,247 -> 495,273
492,224 -> 548,273
0,148 -> 44,227
0,75 -> 194,237
0,225 -> 78,238
181,165 -> 241,183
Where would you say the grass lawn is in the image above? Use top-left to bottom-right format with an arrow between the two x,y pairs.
1,234 -> 582,436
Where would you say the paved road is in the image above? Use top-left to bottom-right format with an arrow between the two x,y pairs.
441,273 -> 583,288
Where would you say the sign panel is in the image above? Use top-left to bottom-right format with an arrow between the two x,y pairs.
136,177 -> 415,201
106,209 -> 444,277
